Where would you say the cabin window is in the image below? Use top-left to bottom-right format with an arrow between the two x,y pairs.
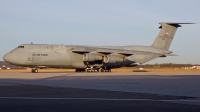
18,46 -> 24,48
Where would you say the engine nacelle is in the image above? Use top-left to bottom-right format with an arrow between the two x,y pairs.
83,53 -> 102,61
103,55 -> 124,63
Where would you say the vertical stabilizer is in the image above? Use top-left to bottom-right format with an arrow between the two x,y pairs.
151,22 -> 194,50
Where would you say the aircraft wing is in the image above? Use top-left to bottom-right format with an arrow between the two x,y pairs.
72,46 -> 164,56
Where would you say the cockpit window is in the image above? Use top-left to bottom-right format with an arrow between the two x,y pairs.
18,46 -> 24,48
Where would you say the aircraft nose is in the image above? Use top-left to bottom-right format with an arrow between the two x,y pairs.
3,52 -> 26,65
3,53 -> 12,63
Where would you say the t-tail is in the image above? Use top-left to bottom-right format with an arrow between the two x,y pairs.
151,22 -> 195,50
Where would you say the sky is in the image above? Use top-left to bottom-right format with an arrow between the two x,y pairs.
0,0 -> 200,64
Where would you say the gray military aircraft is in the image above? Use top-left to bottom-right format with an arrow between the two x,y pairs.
3,22 -> 194,73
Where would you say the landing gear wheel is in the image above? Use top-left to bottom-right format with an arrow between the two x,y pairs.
31,69 -> 38,73
75,69 -> 79,72
31,69 -> 34,73
100,67 -> 111,72
81,69 -> 85,72
100,69 -> 104,72
75,69 -> 86,72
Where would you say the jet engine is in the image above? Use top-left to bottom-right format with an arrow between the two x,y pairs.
83,53 -> 102,61
103,55 -> 124,63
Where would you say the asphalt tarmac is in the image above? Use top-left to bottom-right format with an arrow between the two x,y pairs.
0,72 -> 200,112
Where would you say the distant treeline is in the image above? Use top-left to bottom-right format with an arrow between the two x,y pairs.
0,61 -> 198,69
137,63 -> 197,68
0,61 -> 24,68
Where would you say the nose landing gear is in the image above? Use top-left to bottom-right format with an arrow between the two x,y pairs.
31,68 -> 38,73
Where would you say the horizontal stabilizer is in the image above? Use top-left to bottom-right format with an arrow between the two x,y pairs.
159,54 -> 178,57
159,22 -> 195,24
164,54 -> 178,56
159,22 -> 195,28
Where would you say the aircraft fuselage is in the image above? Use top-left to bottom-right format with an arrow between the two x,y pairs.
3,44 -> 169,69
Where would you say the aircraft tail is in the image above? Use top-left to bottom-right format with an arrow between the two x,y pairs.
151,22 -> 194,50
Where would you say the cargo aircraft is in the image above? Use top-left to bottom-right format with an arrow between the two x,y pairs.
3,22 -> 194,73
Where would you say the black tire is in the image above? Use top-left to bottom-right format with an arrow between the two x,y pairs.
31,69 -> 35,73
31,69 -> 38,73
82,69 -> 85,72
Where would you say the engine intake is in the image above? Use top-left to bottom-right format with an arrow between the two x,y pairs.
103,55 -> 124,63
83,53 -> 102,61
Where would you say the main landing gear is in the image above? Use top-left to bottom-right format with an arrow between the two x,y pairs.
75,67 -> 111,72
31,68 -> 38,73
100,67 -> 111,72
86,69 -> 99,72
100,69 -> 111,72
75,69 -> 85,72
